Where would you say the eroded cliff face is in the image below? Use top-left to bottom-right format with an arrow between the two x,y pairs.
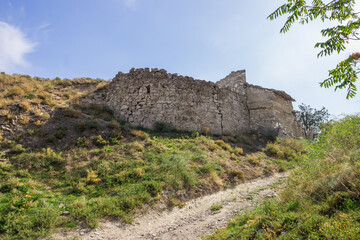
85,68 -> 304,137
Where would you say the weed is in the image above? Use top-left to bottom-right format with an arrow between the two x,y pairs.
202,126 -> 210,135
247,154 -> 260,166
64,108 -> 81,118
9,144 -> 26,154
131,129 -> 150,140
93,135 -> 108,147
55,126 -> 67,139
20,116 -> 31,124
234,147 -> 244,155
20,101 -> 32,111
191,131 -> 200,138
215,140 -> 232,151
210,204 -> 223,211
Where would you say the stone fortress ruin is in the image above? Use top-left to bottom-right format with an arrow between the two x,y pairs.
86,68 -> 304,137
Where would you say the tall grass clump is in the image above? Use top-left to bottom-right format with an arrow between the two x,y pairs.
207,115 -> 360,240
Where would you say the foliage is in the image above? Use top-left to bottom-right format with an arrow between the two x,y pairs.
269,0 -> 360,98
296,103 -> 330,136
207,115 -> 360,240
0,128 -> 303,239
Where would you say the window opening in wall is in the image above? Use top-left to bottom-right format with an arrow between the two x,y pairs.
146,85 -> 150,94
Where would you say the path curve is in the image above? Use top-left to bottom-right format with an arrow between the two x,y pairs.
56,172 -> 289,240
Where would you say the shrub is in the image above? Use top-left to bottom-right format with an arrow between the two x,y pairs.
9,144 -> 26,154
265,143 -> 284,158
210,204 -> 223,211
64,108 -> 81,118
110,129 -> 123,144
93,135 -> 108,147
127,142 -> 144,153
228,168 -> 244,179
222,135 -> 237,143
6,86 -> 25,98
20,116 -> 31,125
234,147 -> 244,155
191,131 -> 200,138
55,126 -> 67,139
20,101 -> 32,111
107,119 -> 121,129
247,155 -> 260,166
207,141 -> 218,151
40,112 -> 50,120
131,129 -> 150,140
202,127 -> 210,135
215,140 -> 232,151
24,93 -> 37,99
86,170 -> 101,184
237,135 -> 251,145
76,137 -> 91,148
75,120 -> 99,132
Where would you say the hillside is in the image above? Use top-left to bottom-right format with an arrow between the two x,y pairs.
207,115 -> 360,239
0,73 -> 305,239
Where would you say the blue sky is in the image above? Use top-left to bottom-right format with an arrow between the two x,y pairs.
0,0 -> 359,116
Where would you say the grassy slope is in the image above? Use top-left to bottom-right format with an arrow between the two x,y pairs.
0,73 -> 303,239
207,115 -> 360,240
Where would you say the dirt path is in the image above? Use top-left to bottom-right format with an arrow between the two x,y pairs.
57,172 -> 289,240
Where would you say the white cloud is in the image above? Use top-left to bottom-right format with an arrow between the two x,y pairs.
0,21 -> 36,72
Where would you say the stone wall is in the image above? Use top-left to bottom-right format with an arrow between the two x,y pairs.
85,68 -> 304,137
246,85 -> 303,137
89,68 -> 249,135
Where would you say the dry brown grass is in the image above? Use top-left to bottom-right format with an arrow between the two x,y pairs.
0,73 -> 104,112
247,154 -> 260,166
33,109 -> 42,116
209,171 -> 223,187
235,147 -> 244,155
20,116 -> 31,125
20,101 -> 32,112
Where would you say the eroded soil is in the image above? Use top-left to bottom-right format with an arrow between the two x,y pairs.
55,172 -> 288,240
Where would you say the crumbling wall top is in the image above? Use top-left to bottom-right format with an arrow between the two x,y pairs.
114,68 -> 198,83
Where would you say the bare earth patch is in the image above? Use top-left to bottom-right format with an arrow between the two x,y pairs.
54,172 -> 289,240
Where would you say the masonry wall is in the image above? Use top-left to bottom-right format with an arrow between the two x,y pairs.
246,85 -> 304,137
93,68 -> 249,135
85,68 -> 304,138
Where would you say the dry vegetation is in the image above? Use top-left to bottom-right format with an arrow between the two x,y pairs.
0,72 -> 303,239
207,116 -> 360,240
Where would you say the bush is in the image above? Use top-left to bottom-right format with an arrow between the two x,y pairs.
131,130 -> 150,140
64,108 -> 81,118
93,135 -> 108,147
215,140 -> 232,151
9,144 -> 26,154
191,131 -> 200,138
55,126 -> 67,139
234,147 -> 244,155
76,136 -> 91,148
247,155 -> 260,166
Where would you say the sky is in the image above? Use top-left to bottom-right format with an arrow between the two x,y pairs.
0,0 -> 359,116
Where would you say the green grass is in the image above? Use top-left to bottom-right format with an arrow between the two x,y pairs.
0,128 -> 305,239
0,73 -> 306,239
206,115 -> 360,240
211,204 -> 223,211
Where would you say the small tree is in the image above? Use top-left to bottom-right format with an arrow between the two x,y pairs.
296,103 -> 330,138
